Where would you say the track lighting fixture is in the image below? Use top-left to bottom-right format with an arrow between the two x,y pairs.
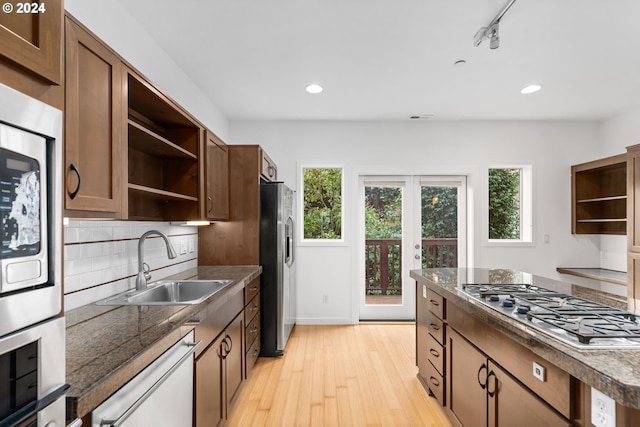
473,0 -> 518,50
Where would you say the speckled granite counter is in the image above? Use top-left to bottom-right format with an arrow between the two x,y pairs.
410,268 -> 640,409
65,265 -> 262,420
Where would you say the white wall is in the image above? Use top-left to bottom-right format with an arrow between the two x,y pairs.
64,0 -> 230,140
230,120 -> 604,323
597,107 -> 640,272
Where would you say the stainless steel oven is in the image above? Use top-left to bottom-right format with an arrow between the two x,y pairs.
0,83 -> 68,427
0,83 -> 62,338
0,317 -> 66,427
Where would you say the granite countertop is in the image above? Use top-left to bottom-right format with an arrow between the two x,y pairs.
410,268 -> 640,409
65,265 -> 262,420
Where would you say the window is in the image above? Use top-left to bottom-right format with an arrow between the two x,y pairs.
302,167 -> 343,241
488,166 -> 532,243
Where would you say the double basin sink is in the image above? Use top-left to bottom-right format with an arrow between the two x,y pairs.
97,279 -> 233,306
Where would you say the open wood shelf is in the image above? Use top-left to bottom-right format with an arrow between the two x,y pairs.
125,68 -> 202,220
128,120 -> 197,160
571,154 -> 627,235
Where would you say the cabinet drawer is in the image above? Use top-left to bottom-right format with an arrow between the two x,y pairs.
244,279 -> 260,305
427,332 -> 445,376
245,336 -> 260,377
245,292 -> 260,324
425,358 -> 445,406
245,311 -> 260,350
427,310 -> 445,345
427,291 -> 445,319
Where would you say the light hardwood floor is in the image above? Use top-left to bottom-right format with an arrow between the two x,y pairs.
228,324 -> 452,427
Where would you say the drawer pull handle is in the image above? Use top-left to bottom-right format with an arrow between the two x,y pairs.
477,363 -> 488,390
250,286 -> 258,291
487,370 -> 496,397
429,348 -> 440,358
250,327 -> 259,333
429,376 -> 440,387
430,299 -> 440,306
429,323 -> 440,331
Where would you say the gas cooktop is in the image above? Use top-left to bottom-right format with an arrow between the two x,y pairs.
461,284 -> 640,350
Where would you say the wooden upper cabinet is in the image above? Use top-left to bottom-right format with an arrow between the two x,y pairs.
260,148 -> 277,182
64,16 -> 123,217
571,154 -> 627,235
0,0 -> 62,84
627,144 -> 640,252
204,130 -> 229,221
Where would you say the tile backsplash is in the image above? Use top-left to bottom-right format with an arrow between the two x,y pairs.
63,220 -> 198,311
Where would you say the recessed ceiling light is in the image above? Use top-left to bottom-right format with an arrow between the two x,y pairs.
305,84 -> 323,94
521,84 -> 542,94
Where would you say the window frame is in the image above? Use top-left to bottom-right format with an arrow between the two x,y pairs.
485,164 -> 533,246
298,164 -> 346,246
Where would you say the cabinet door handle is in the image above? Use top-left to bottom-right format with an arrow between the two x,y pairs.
207,196 -> 212,213
224,334 -> 232,356
429,348 -> 440,358
249,286 -> 258,292
429,323 -> 440,331
477,363 -> 488,390
69,163 -> 81,200
250,327 -> 258,333
486,370 -> 496,397
429,376 -> 440,387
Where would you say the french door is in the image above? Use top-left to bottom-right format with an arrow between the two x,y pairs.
359,176 -> 466,320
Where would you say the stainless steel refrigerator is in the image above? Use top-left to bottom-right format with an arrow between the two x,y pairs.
260,181 -> 296,356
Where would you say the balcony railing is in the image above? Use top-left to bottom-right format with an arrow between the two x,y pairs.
365,238 -> 457,296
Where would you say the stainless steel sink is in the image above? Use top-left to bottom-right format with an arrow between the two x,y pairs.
96,279 -> 233,306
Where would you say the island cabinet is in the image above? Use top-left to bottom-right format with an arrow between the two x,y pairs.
416,284 -> 446,406
199,144 -> 278,265
445,304 -> 572,427
194,287 -> 244,427
0,0 -> 62,84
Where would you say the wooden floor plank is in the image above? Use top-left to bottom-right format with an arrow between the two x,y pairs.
228,324 -> 451,427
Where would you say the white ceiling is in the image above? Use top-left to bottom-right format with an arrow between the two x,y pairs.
120,0 -> 640,122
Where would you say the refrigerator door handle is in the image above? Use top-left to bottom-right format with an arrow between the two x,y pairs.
286,216 -> 295,266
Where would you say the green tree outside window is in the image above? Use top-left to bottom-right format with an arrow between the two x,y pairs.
488,168 -> 521,239
303,168 -> 343,239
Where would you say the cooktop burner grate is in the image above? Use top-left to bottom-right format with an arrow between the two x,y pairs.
460,283 -> 640,348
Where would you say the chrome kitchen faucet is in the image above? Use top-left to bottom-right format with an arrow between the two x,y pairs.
136,230 -> 178,291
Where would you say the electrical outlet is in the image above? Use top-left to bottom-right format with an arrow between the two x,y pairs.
322,294 -> 328,304
600,250 -> 608,260
532,362 -> 546,382
591,388 -> 616,427
180,240 -> 187,255
188,239 -> 195,253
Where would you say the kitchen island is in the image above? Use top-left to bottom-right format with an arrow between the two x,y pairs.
411,268 -> 640,427
65,265 -> 262,424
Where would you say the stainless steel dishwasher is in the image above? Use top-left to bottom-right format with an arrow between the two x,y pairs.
92,331 -> 200,427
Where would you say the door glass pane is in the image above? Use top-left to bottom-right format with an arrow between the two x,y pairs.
364,185 -> 402,305
421,185 -> 458,268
